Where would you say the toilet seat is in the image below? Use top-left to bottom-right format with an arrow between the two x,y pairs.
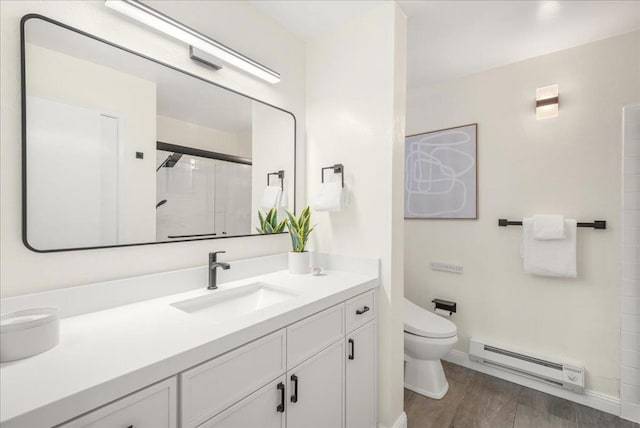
403,298 -> 457,339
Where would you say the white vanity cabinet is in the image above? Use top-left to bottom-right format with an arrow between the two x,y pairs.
54,290 -> 376,428
185,291 -> 376,428
189,290 -> 377,428
58,377 -> 178,428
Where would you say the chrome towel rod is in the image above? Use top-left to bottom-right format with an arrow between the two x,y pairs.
498,219 -> 606,230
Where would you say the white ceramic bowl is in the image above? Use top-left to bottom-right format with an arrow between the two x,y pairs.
0,307 -> 59,362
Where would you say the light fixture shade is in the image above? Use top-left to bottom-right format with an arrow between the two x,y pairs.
536,84 -> 559,120
104,0 -> 280,84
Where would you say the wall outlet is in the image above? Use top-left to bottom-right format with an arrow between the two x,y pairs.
430,262 -> 463,274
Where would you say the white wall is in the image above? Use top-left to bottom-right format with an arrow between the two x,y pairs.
405,31 -> 640,398
621,104 -> 640,422
157,115 -> 250,158
0,0 -> 305,297
306,3 -> 407,426
26,43 -> 157,246
236,129 -> 252,159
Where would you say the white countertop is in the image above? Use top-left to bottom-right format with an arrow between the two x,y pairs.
0,256 -> 378,428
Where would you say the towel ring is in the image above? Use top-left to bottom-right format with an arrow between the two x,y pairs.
267,170 -> 284,191
321,164 -> 344,188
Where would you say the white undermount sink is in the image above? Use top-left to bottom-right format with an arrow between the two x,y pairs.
171,282 -> 298,323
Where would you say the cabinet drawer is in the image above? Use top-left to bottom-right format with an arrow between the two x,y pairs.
198,376 -> 286,428
181,329 -> 286,428
287,304 -> 344,369
59,377 -> 177,428
345,291 -> 375,333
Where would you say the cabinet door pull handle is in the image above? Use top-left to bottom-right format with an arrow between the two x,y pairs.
290,374 -> 298,403
356,306 -> 370,315
277,382 -> 285,412
348,338 -> 355,360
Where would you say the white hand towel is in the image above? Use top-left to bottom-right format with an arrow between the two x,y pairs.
312,182 -> 344,212
279,188 -> 288,209
533,215 -> 566,240
523,218 -> 577,278
261,186 -> 282,212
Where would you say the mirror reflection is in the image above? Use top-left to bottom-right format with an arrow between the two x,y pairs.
23,17 -> 295,251
156,144 -> 252,240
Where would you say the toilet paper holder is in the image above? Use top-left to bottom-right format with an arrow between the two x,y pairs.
432,298 -> 456,313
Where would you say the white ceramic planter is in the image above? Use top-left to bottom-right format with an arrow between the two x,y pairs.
288,251 -> 310,274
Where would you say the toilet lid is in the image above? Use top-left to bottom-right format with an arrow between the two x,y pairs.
403,298 -> 457,339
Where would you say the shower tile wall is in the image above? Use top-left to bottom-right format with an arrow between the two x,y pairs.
622,104 -> 640,423
156,151 -> 252,240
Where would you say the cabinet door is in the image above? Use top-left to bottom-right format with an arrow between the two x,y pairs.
199,376 -> 286,428
346,322 -> 377,428
287,340 -> 345,428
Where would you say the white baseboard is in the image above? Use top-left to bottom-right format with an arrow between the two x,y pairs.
443,349 -> 621,417
379,411 -> 407,428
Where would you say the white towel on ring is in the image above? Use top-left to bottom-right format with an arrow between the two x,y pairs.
312,182 -> 344,212
260,186 -> 282,212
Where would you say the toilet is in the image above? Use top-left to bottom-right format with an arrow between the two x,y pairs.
403,297 -> 458,399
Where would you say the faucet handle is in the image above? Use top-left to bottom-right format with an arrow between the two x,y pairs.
209,251 -> 226,262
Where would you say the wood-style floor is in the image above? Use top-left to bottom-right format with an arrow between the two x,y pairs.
405,361 -> 640,428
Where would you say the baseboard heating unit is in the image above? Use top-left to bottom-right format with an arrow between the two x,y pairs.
469,338 -> 585,393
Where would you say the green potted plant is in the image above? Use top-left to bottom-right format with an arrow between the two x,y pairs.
285,206 -> 314,274
256,208 -> 287,234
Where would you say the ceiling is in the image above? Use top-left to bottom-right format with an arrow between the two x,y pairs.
249,1 -> 382,41
25,1 -> 640,125
250,0 -> 640,89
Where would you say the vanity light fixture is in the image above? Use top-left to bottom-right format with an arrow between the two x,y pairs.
104,0 -> 280,84
536,84 -> 559,120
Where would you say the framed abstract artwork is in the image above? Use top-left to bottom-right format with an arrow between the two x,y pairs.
404,123 -> 477,219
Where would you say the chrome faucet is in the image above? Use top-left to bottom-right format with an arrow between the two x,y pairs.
208,251 -> 230,290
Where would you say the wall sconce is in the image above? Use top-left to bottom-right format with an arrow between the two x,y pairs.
104,0 -> 280,84
536,84 -> 559,120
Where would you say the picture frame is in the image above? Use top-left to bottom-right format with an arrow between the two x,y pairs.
404,123 -> 478,219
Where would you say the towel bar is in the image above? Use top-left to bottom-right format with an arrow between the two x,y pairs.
498,219 -> 606,229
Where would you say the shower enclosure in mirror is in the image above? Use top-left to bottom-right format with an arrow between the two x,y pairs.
21,15 -> 295,252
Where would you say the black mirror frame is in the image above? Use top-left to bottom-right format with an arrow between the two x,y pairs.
20,14 -> 296,253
